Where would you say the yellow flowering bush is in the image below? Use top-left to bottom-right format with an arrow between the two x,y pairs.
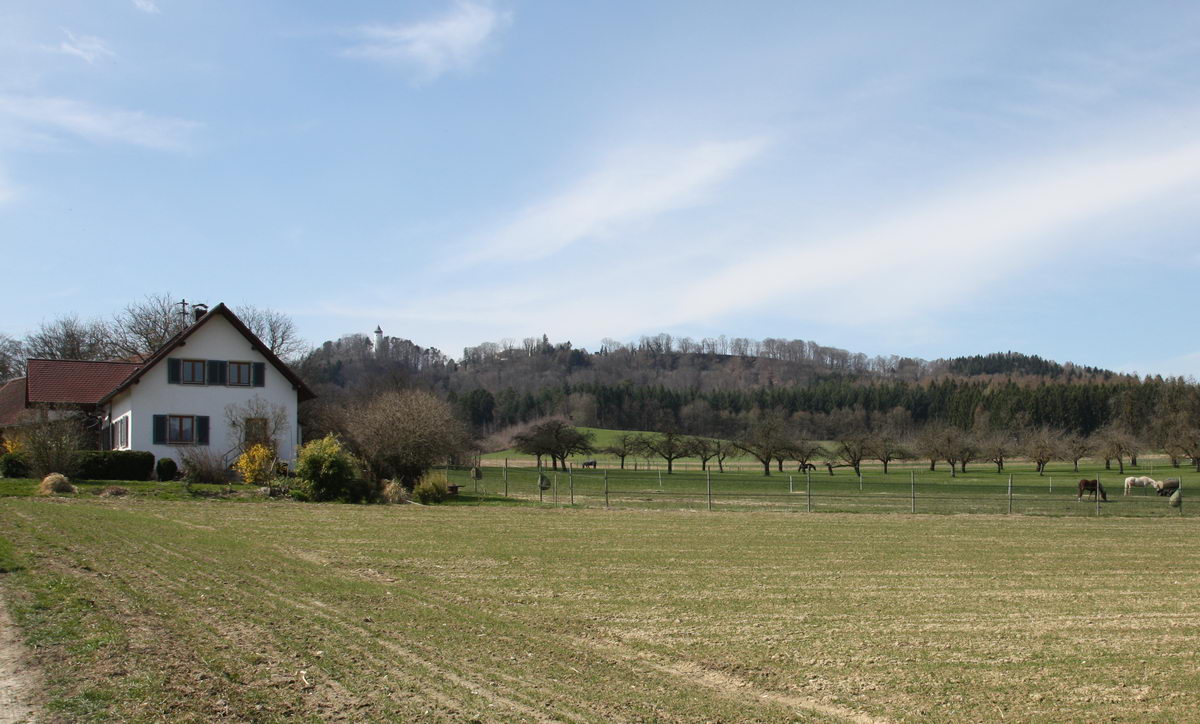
233,443 -> 275,485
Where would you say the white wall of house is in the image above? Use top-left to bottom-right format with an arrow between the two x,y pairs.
113,314 -> 301,466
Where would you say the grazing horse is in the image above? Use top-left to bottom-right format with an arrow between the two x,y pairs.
1124,475 -> 1156,495
1154,478 -> 1180,496
797,462 -> 817,472
1077,479 -> 1107,502
580,460 -> 598,469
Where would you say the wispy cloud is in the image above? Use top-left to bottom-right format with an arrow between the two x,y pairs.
0,96 -> 198,152
47,30 -> 115,64
131,0 -> 160,14
343,1 -> 511,80
464,137 -> 770,263
673,137 -> 1200,326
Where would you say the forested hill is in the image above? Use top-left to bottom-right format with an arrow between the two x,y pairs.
297,332 -> 1194,443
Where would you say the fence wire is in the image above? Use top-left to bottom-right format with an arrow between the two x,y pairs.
443,465 -> 1185,518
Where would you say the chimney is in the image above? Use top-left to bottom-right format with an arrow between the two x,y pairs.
192,303 -> 208,323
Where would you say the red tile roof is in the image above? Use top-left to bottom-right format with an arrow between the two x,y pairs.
25,359 -> 141,405
0,378 -> 28,427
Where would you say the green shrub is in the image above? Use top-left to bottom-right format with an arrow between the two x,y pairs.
156,457 -> 178,482
0,452 -> 28,478
413,472 -> 449,504
75,450 -> 155,481
294,435 -> 363,502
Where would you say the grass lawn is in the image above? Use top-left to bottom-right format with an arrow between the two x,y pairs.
1,495 -> 1199,721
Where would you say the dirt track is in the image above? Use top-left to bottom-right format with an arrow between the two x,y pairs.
0,597 -> 35,724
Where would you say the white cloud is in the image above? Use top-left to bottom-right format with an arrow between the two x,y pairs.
0,95 -> 198,152
667,137 -> 1200,327
464,137 -> 770,263
132,0 -> 160,14
48,30 -> 115,64
343,1 -> 511,80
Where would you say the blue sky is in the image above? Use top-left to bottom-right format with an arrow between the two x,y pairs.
3,1 -> 1200,377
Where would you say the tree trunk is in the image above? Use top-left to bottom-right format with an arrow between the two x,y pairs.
882,460 -> 889,474
928,459 -> 936,471
1118,458 -> 1125,474
761,458 -> 770,476
994,461 -> 1002,473
667,458 -> 674,474
618,454 -> 626,470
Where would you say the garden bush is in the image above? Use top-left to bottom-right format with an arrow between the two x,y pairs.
413,472 -> 450,505
156,457 -> 178,482
233,444 -> 275,485
0,452 -> 28,478
179,447 -> 230,485
38,473 -> 76,495
294,435 -> 363,502
75,450 -> 155,481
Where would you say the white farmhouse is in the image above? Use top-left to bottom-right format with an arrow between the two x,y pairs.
97,303 -> 315,466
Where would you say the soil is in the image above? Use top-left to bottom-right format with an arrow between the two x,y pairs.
0,596 -> 36,724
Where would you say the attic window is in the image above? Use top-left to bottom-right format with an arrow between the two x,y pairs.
180,360 -> 205,385
228,361 -> 252,386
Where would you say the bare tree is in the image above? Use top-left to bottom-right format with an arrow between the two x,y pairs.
1094,425 -> 1134,475
603,432 -> 643,470
1025,427 -> 1062,476
688,437 -> 721,472
236,304 -> 307,361
224,395 -> 291,456
1060,433 -> 1093,473
0,334 -> 24,381
835,431 -> 872,477
791,439 -> 825,473
868,432 -> 908,474
914,425 -> 945,472
109,293 -> 192,361
734,416 -> 791,476
640,431 -> 693,474
341,389 -> 465,489
978,431 -> 1011,473
24,315 -> 111,361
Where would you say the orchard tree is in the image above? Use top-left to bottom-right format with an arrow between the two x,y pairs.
735,416 -> 792,476
639,431 -> 693,474
603,432 -> 643,470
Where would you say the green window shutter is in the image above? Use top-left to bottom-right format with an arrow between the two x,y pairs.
208,360 -> 227,386
167,358 -> 181,384
252,362 -> 266,387
196,416 -> 210,446
153,415 -> 167,444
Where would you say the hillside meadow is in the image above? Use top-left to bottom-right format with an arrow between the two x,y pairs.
1,495 -> 1198,722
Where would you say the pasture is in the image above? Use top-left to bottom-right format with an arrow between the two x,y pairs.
2,497 -> 1199,721
447,461 -> 1188,518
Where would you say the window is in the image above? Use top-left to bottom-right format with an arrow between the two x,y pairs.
228,361 -> 252,386
244,417 -> 269,446
180,360 -> 205,384
168,415 -> 195,444
116,416 -> 129,449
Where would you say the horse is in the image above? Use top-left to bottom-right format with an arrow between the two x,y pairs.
797,462 -> 817,472
1077,479 -> 1107,502
1154,478 -> 1180,496
580,460 -> 598,469
1124,475 -> 1155,495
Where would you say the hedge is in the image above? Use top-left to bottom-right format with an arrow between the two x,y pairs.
75,450 -> 156,481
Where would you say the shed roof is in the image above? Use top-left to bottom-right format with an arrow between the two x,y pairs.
25,359 -> 142,405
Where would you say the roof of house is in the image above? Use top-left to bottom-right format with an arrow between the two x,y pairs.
99,302 -> 316,403
26,359 -> 142,405
0,378 -> 28,427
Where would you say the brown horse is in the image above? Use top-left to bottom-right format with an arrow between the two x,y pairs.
1077,479 -> 1107,502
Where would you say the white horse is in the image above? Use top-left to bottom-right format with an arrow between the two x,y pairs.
1124,475 -> 1156,495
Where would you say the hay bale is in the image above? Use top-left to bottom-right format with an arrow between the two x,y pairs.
100,485 -> 129,497
39,473 -> 76,495
382,480 -> 411,504
1169,489 -> 1182,508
